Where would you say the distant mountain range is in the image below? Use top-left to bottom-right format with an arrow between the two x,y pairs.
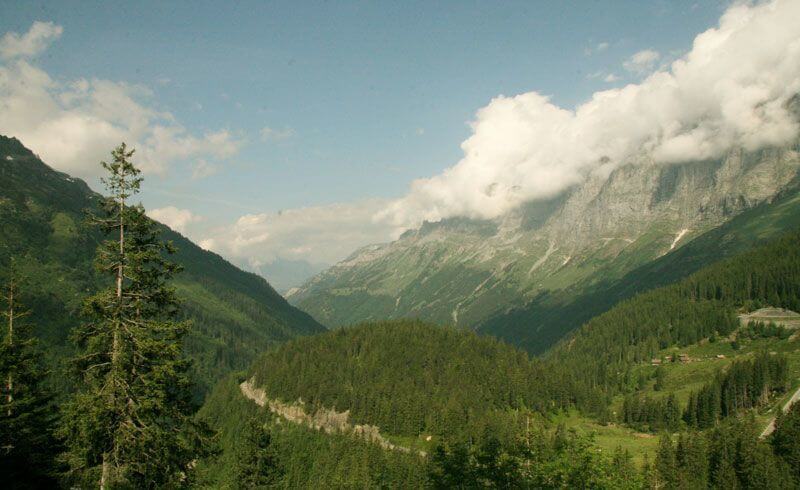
253,258 -> 329,295
0,135 -> 325,395
289,141 -> 800,352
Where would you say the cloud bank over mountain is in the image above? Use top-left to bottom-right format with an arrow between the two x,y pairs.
3,1 -> 799,272
381,0 -> 800,228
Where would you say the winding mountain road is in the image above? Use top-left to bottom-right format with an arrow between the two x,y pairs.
760,384 -> 800,438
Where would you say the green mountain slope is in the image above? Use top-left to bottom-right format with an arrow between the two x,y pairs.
290,144 -> 800,345
197,373 -> 427,489
544,227 -> 800,411
0,135 -> 325,394
244,320 -> 550,439
201,228 -> 800,487
532,227 -> 800,468
198,320 -> 552,487
479,181 -> 800,353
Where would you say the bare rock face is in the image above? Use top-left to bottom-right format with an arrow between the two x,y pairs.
239,379 -> 424,456
290,143 -> 800,331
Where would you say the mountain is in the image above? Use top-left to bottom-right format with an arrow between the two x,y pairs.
478,180 -> 800,353
543,227 -> 800,413
0,135 -> 325,395
289,143 -> 800,342
199,227 -> 800,488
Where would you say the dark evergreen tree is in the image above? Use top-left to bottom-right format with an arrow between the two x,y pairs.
653,365 -> 666,391
0,268 -> 59,487
60,144 -> 209,488
428,442 -> 474,489
771,401 -> 800,483
235,415 -> 281,488
683,352 -> 788,429
675,432 -> 708,489
655,432 -> 678,489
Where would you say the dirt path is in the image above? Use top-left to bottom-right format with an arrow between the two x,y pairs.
760,384 -> 800,438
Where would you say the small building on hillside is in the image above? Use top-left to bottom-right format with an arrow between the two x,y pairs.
678,353 -> 690,363
651,358 -> 662,366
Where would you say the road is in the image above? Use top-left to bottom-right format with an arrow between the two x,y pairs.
760,384 -> 800,438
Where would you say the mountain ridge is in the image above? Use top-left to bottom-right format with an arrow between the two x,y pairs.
289,142 -> 800,343
0,134 -> 325,395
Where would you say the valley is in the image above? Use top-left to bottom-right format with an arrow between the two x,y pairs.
290,143 -> 800,354
3,1 -> 800,487
4,134 -> 800,488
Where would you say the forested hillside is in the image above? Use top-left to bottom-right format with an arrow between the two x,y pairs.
198,323 -> 648,488
0,135 -> 325,394
197,373 -> 428,488
545,228 -> 800,413
247,320 -> 552,438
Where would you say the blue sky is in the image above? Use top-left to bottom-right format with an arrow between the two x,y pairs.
1,1 -> 725,210
10,0 -> 792,284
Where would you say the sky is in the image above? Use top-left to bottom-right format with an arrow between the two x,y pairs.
1,0 -> 799,287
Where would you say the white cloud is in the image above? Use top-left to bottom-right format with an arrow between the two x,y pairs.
623,49 -> 661,74
200,199 -> 395,265
148,206 -> 203,234
260,126 -> 295,142
588,71 -> 620,83
382,0 -> 800,228
585,41 -> 610,57
191,159 -> 220,179
0,21 -> 62,59
0,22 -> 243,180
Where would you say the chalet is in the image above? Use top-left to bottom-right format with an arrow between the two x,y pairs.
678,353 -> 690,363
651,358 -> 662,366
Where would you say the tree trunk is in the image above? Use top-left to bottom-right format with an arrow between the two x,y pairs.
114,192 -> 123,365
103,188 -> 125,489
101,453 -> 109,490
6,279 -> 13,417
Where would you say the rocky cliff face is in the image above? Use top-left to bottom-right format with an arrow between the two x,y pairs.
289,143 -> 800,332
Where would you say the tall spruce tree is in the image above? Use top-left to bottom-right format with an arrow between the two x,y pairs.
235,415 -> 282,488
770,402 -> 800,483
0,266 -> 59,487
60,144 -> 208,488
655,432 -> 678,489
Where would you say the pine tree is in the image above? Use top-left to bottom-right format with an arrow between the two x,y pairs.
640,453 -> 656,489
675,432 -> 708,489
235,415 -> 282,488
60,144 -> 209,488
712,454 -> 740,489
770,402 -> 800,483
611,446 -> 637,487
655,432 -> 677,489
654,366 -> 666,391
0,267 -> 59,487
